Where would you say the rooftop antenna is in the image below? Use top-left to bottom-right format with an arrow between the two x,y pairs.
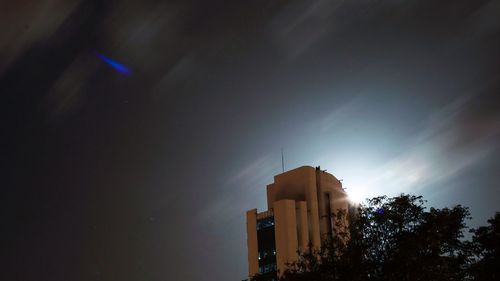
281,148 -> 285,173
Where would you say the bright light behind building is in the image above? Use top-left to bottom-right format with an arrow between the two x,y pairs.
345,185 -> 369,204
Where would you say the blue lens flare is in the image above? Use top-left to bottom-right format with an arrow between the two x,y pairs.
97,53 -> 132,76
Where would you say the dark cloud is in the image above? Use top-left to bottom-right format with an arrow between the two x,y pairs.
1,0 -> 499,280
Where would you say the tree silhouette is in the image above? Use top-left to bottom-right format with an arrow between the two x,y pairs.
468,212 -> 500,281
282,194 -> 473,281
249,194 -> 499,281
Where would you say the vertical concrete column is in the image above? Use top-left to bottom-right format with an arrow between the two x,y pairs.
274,200 -> 298,277
266,183 -> 275,210
332,183 -> 348,217
246,209 -> 259,277
331,184 -> 349,239
316,171 -> 329,240
296,201 -> 309,251
306,170 -> 321,249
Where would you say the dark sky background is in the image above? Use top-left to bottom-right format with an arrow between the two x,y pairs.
2,0 -> 500,280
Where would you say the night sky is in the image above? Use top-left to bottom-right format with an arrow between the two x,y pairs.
2,1 -> 500,280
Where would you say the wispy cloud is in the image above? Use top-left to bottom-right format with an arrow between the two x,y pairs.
342,87 -> 500,201
47,53 -> 99,119
197,155 -> 277,230
267,0 -> 344,58
0,1 -> 82,74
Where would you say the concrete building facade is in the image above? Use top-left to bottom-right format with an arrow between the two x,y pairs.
246,166 -> 349,280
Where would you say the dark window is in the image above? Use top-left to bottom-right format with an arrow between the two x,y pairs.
257,216 -> 277,280
257,216 -> 274,230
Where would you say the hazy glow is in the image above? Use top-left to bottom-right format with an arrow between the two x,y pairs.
339,160 -> 426,204
346,185 -> 368,204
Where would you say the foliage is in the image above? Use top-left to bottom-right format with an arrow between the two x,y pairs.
468,212 -> 500,281
249,194 -> 499,281
281,194 -> 485,281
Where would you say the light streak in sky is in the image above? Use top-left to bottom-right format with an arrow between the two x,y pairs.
96,53 -> 132,76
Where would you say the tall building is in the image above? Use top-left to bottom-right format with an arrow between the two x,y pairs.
246,166 -> 348,280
